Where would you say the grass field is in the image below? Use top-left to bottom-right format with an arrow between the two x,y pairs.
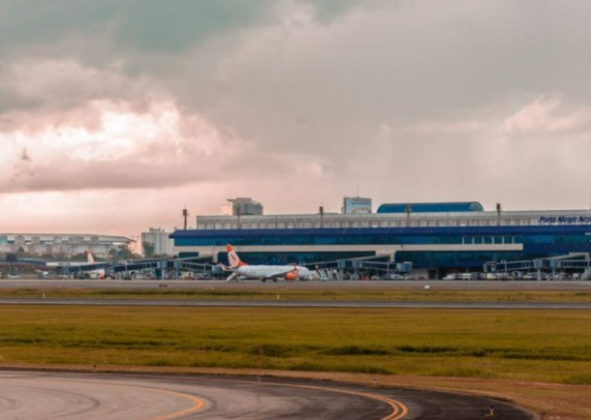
3,286 -> 591,302
1,305 -> 591,386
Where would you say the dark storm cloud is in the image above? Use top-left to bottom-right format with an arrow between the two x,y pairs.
0,1 -> 272,52
0,0 -> 362,59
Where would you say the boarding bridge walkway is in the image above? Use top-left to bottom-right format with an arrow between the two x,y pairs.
484,253 -> 591,280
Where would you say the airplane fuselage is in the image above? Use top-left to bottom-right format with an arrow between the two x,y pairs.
234,265 -> 311,280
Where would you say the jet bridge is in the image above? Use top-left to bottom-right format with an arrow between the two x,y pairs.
304,254 -> 412,280
484,253 -> 590,280
60,256 -> 216,279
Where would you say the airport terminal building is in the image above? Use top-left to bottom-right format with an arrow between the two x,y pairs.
170,198 -> 591,277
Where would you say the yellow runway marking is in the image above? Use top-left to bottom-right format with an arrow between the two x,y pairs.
51,375 -> 405,419
274,383 -> 409,420
87,383 -> 205,420
48,377 -> 205,420
209,378 -> 409,420
145,387 -> 204,420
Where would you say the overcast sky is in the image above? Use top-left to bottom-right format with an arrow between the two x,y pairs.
1,0 -> 591,238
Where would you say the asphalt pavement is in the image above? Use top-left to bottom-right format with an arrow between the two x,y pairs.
0,370 -> 534,419
0,297 -> 590,309
1,278 -> 591,290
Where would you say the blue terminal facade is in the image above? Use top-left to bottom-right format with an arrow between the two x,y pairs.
170,202 -> 591,274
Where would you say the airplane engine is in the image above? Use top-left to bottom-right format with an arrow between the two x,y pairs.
285,271 -> 298,281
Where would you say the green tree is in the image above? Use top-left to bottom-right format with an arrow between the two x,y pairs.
143,242 -> 155,258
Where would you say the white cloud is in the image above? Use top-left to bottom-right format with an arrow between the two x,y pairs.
0,98 -> 234,192
501,95 -> 591,137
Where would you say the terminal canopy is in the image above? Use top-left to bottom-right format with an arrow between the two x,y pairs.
377,202 -> 484,214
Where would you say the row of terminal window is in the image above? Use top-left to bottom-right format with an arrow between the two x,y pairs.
179,234 -> 590,247
200,218 -> 542,230
6,235 -> 101,245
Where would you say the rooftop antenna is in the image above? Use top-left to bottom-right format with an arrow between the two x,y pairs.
496,201 -> 502,226
182,207 -> 189,230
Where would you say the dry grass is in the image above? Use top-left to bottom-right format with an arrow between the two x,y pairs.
3,286 -> 591,302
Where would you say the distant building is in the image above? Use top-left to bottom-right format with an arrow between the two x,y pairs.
221,198 -> 263,216
141,228 -> 173,257
0,233 -> 132,258
342,196 -> 372,214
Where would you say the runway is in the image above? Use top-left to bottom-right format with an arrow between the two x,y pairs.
0,371 -> 533,419
1,278 -> 591,290
1,297 -> 591,309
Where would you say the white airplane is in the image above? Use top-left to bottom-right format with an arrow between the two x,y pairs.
46,250 -> 106,279
224,244 -> 312,282
46,250 -> 96,268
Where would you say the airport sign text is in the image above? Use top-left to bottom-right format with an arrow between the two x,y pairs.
539,216 -> 591,224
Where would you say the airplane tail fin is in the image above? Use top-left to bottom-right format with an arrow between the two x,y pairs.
86,249 -> 95,265
226,244 -> 246,268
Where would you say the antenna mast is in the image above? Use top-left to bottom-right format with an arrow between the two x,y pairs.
182,207 -> 189,230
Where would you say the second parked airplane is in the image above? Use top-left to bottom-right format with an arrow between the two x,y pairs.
225,244 -> 312,281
